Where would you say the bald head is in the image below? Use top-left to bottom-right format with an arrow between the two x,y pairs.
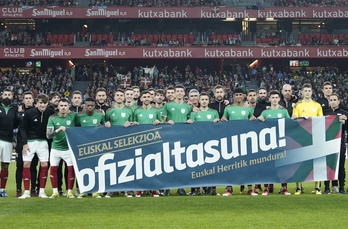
282,84 -> 292,100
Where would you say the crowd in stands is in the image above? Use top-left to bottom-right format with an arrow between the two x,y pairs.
1,62 -> 348,110
0,0 -> 79,6
74,63 -> 348,109
0,65 -> 73,105
273,0 -> 348,7
89,0 -> 224,7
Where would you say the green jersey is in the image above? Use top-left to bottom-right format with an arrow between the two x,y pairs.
47,113 -> 77,150
106,106 -> 133,126
190,108 -> 219,122
260,107 -> 290,119
133,107 -> 162,124
76,111 -> 105,127
162,101 -> 192,123
223,105 -> 252,120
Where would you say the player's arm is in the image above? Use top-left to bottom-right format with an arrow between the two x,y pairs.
213,110 -> 219,123
20,112 -> 30,155
258,112 -> 265,122
221,109 -> 228,122
153,110 -> 162,126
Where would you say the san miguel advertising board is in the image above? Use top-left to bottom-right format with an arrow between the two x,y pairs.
1,6 -> 348,19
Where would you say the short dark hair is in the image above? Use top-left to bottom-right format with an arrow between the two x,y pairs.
85,97 -> 96,103
72,90 -> 82,96
96,88 -> 107,94
37,94 -> 49,104
49,92 -> 61,100
247,89 -> 256,95
213,85 -> 224,93
322,81 -> 332,88
58,98 -> 69,103
155,89 -> 164,96
269,90 -> 280,97
115,88 -> 125,95
166,87 -> 175,93
22,91 -> 34,98
233,88 -> 244,94
175,85 -> 185,90
330,93 -> 340,100
140,90 -> 150,98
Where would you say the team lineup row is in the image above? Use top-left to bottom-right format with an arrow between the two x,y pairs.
0,81 -> 346,198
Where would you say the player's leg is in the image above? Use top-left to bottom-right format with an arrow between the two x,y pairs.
0,140 -> 13,197
49,149 -> 61,198
18,142 -> 36,199
61,149 -> 75,198
36,141 -> 49,198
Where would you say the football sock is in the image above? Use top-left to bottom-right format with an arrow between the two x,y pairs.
50,166 -> 58,189
22,167 -> 31,191
0,169 -> 8,189
67,166 -> 75,190
39,166 -> 48,189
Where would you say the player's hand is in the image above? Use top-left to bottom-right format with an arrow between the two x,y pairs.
192,107 -> 200,112
133,122 -> 139,126
22,144 -> 30,155
221,117 -> 228,122
213,119 -> 219,123
18,105 -> 23,112
258,116 -> 265,122
104,121 -> 111,128
59,126 -> 67,132
187,119 -> 193,124
249,115 -> 256,121
224,100 -> 230,105
153,120 -> 161,126
124,121 -> 131,128
167,120 -> 174,125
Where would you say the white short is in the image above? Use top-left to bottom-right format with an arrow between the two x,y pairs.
50,149 -> 73,167
0,140 -> 13,163
23,140 -> 49,162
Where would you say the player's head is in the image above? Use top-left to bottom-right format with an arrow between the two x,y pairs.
155,89 -> 165,104
258,87 -> 268,101
140,90 -> 151,106
175,85 -> 185,100
189,89 -> 200,106
71,90 -> 82,107
1,88 -> 13,106
84,97 -> 96,114
322,81 -> 333,98
95,88 -> 107,105
301,83 -> 313,100
199,92 -> 210,108
247,89 -> 257,104
132,86 -> 140,100
269,90 -> 281,106
125,88 -> 134,103
22,91 -> 34,108
49,92 -> 61,107
213,85 -> 225,102
282,84 -> 292,100
329,93 -> 340,109
36,94 -> 49,112
233,88 -> 244,104
165,87 -> 175,102
114,88 -> 125,104
148,88 -> 155,102
57,98 -> 69,115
